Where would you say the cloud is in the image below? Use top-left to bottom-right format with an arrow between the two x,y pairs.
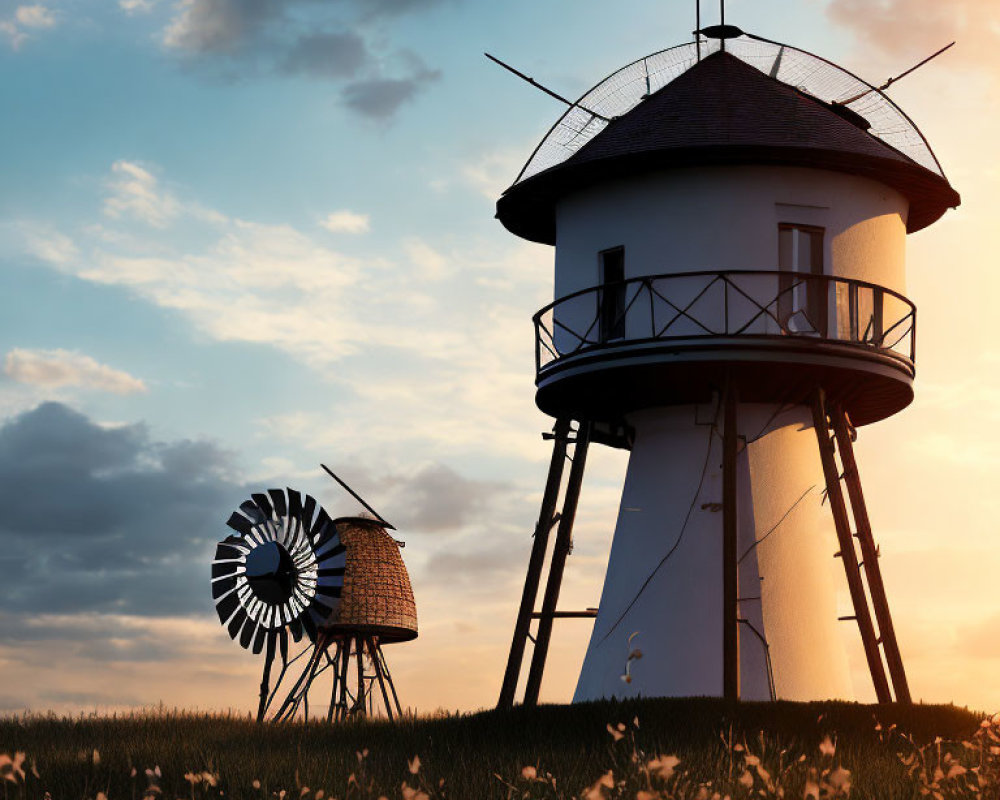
1,4 -> 56,49
0,402 -> 243,617
320,209 -> 370,234
388,463 -> 511,532
119,0 -> 156,14
341,65 -> 440,120
4,348 -> 148,395
158,0 -> 444,117
15,5 -> 55,28
103,161 -> 181,228
826,0 -> 1000,70
404,238 -> 450,280
162,0 -> 276,54
19,223 -> 77,265
280,31 -> 369,79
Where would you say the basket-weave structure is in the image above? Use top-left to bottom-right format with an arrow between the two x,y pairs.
320,517 -> 417,643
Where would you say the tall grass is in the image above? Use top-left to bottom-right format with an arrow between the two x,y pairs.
0,698 -> 995,799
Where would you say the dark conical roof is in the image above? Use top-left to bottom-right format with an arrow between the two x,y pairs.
497,50 -> 959,243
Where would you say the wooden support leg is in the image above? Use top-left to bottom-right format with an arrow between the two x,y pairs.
257,631 -> 276,723
326,644 -> 340,722
722,382 -> 741,702
355,637 -> 366,716
831,406 -> 911,704
272,633 -> 326,722
523,420 -> 593,707
379,647 -> 404,717
498,418 -> 572,709
337,641 -> 351,721
368,637 -> 395,721
811,389 -> 892,703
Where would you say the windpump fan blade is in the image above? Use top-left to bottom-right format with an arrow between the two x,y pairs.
213,488 -> 348,653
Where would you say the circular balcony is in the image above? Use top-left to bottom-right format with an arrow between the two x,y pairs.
533,270 -> 916,427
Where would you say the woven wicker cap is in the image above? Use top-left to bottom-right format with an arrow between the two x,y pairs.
319,517 -> 417,643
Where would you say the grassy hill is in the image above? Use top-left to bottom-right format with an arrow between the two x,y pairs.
1,698 -> 996,799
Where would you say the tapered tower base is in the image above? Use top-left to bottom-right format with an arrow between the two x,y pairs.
573,401 -> 854,703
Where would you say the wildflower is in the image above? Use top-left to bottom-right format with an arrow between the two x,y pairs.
401,783 -> 429,800
0,752 -> 27,783
648,754 -> 681,781
253,780 -> 262,789
521,766 -> 538,780
826,766 -> 852,795
818,736 -> 836,757
583,770 -> 614,800
607,722 -> 626,741
408,755 -> 421,774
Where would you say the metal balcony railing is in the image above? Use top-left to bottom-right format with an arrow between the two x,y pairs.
533,270 -> 916,377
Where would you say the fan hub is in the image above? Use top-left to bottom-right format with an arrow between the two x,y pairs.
245,541 -> 296,605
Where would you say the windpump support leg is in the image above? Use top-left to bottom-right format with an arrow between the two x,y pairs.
722,380 -> 741,702
811,388 -> 892,703
326,644 -> 340,723
831,405 -> 911,704
522,419 -> 593,707
498,417 -> 573,709
368,636 -> 395,721
379,646 -> 403,717
257,633 -> 276,723
355,637 -> 366,716
272,633 -> 326,722
337,640 -> 351,721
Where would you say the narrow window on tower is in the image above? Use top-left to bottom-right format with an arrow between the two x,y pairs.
777,223 -> 826,336
599,246 -> 626,342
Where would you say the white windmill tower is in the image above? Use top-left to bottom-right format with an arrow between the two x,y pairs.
494,24 -> 959,706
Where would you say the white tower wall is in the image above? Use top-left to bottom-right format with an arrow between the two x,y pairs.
561,165 -> 907,702
554,165 -> 908,297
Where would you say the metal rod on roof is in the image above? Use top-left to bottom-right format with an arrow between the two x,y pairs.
836,41 -> 955,105
484,53 -> 611,122
320,464 -> 395,530
719,0 -> 725,52
696,0 -> 701,62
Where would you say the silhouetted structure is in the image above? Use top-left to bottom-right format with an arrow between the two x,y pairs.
212,483 -> 416,721
495,28 -> 959,707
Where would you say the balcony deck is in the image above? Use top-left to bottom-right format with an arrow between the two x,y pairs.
533,270 -> 916,428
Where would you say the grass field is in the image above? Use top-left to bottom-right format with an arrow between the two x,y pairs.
1,698 -> 998,799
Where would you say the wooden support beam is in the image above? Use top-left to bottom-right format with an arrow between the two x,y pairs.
811,389 -> 892,703
529,609 -> 598,619
257,632 -> 276,723
831,406 -> 911,704
523,420 -> 593,707
355,637 -> 366,716
498,418 -> 572,709
368,636 -> 395,721
722,382 -> 740,702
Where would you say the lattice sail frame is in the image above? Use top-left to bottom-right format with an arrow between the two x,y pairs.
212,488 -> 347,654
514,34 -> 947,186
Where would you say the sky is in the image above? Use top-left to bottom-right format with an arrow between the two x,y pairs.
0,0 -> 998,717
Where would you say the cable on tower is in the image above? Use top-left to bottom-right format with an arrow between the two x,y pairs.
593,394 -> 723,648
